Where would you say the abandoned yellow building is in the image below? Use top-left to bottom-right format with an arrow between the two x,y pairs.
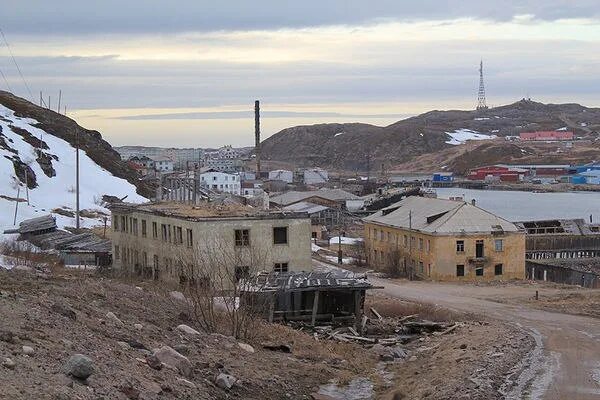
363,197 -> 526,281
109,202 -> 313,286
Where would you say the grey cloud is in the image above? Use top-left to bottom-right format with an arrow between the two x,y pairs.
2,0 -> 599,35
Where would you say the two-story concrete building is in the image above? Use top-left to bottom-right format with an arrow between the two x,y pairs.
110,202 -> 312,286
363,196 -> 525,281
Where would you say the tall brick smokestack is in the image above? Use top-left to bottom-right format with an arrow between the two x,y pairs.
255,100 -> 261,177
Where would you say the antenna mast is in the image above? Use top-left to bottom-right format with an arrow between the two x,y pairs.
477,60 -> 488,110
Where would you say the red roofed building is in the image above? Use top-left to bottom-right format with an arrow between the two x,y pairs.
519,131 -> 573,141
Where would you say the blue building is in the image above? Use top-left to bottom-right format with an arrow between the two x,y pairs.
432,172 -> 454,182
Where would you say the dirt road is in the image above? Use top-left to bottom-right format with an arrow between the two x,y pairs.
370,278 -> 600,400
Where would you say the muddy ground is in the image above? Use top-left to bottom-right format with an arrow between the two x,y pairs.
0,267 -> 536,400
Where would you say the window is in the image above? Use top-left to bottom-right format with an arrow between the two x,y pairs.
175,226 -> 183,244
141,220 -> 147,237
161,224 -> 168,241
121,216 -> 126,233
494,239 -> 503,252
113,216 -> 119,231
274,262 -> 289,272
456,240 -> 465,253
273,227 -> 288,244
152,222 -> 158,239
456,264 -> 465,277
374,229 -> 378,241
476,267 -> 484,276
403,235 -> 408,247
411,236 -> 416,248
475,240 -> 484,258
114,245 -> 120,260
235,266 -> 250,282
426,240 -> 431,253
419,261 -> 424,273
142,252 -> 148,268
311,231 -> 317,239
495,264 -> 503,276
418,238 -> 424,250
132,218 -> 138,236
186,229 -> 193,247
235,229 -> 250,246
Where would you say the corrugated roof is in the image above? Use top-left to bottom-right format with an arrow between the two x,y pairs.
270,188 -> 359,206
364,196 -> 520,234
283,201 -> 330,214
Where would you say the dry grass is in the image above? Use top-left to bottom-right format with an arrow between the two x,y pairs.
366,294 -> 466,322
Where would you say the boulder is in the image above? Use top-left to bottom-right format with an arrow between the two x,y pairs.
133,323 -> 143,330
215,373 -> 236,390
170,291 -> 186,302
145,354 -> 163,370
173,344 -> 190,355
64,354 -> 94,379
237,342 -> 255,353
51,303 -> 77,321
153,346 -> 192,377
22,345 -> 35,355
106,312 -> 124,327
2,357 -> 15,369
176,324 -> 200,336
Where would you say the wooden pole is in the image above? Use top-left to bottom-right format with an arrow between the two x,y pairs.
57,90 -> 62,114
75,128 -> 80,229
311,290 -> 320,326
13,185 -> 20,225
103,216 -> 107,238
24,169 -> 29,205
48,96 -> 51,110
39,91 -> 43,106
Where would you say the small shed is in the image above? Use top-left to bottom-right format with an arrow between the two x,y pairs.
242,270 -> 375,329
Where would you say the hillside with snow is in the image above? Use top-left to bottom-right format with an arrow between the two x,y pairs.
0,103 -> 146,236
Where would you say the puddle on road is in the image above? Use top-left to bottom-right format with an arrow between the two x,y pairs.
318,377 -> 375,400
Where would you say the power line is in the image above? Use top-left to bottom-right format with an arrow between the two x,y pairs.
0,28 -> 34,101
0,67 -> 11,92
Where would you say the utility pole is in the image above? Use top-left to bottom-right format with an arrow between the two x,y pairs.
13,185 -> 20,225
39,91 -> 43,107
24,169 -> 29,205
48,96 -> 51,110
75,127 -> 80,230
57,90 -> 61,114
337,209 -> 343,264
255,100 -> 261,178
408,209 -> 412,280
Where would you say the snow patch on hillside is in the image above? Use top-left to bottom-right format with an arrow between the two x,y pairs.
0,105 -> 146,237
445,129 -> 497,145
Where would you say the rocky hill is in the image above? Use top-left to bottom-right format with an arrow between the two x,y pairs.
260,100 -> 600,171
0,91 -> 148,232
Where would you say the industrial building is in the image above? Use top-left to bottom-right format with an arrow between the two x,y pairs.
109,202 -> 313,287
363,197 -> 526,281
519,131 -> 574,141
270,188 -> 364,210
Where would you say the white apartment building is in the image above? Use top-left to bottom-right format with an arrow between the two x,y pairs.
151,157 -> 174,173
200,170 -> 241,195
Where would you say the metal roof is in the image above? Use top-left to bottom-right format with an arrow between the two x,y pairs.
245,270 -> 373,292
270,188 -> 360,206
283,201 -> 330,214
364,196 -> 520,235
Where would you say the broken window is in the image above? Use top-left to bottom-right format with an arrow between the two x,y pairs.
494,239 -> 503,252
114,245 -> 120,260
456,264 -> 465,277
152,222 -> 158,239
403,235 -> 408,247
113,216 -> 119,231
186,229 -> 193,247
374,229 -> 378,241
175,226 -> 183,245
132,219 -> 138,236
141,220 -> 147,237
161,224 -> 168,241
495,264 -> 503,275
475,240 -> 484,258
235,266 -> 250,282
273,227 -> 288,244
476,267 -> 484,276
418,238 -> 424,250
274,262 -> 289,272
235,229 -> 250,246
456,240 -> 465,253
121,216 -> 126,233
426,240 -> 431,253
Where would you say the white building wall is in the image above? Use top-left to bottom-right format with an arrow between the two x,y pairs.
304,169 -> 329,185
268,170 -> 293,183
200,171 -> 241,195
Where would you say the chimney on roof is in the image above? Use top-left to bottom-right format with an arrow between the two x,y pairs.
471,199 -> 476,206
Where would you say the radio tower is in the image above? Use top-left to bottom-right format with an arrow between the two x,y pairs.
477,60 -> 488,110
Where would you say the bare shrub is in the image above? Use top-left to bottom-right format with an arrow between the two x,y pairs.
0,239 -> 61,270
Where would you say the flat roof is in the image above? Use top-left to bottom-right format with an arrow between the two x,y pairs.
109,201 -> 308,221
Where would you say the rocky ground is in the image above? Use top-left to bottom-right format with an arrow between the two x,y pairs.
0,265 -> 538,400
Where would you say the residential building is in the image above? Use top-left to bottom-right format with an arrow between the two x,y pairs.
199,169 -> 241,195
363,196 -> 526,281
303,168 -> 329,185
151,156 -> 174,173
109,202 -> 313,286
241,180 -> 264,197
268,169 -> 293,183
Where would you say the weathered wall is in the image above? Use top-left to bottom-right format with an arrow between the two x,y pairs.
364,222 -> 525,281
526,261 -> 599,289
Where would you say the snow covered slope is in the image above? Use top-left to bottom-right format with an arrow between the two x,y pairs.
445,129 -> 497,145
0,104 -> 146,236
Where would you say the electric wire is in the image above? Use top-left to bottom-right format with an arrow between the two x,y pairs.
0,28 -> 34,101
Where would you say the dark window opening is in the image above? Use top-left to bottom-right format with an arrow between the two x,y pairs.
152,222 -> 158,239
141,220 -> 147,237
475,240 -> 484,258
476,267 -> 484,276
235,266 -> 250,282
273,227 -> 288,244
456,240 -> 465,253
274,262 -> 289,272
456,264 -> 464,277
186,229 -> 193,247
495,264 -> 503,275
235,229 -> 250,246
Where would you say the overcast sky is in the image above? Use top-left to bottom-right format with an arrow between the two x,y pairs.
1,1 -> 599,147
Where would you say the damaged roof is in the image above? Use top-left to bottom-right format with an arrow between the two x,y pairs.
246,270 -> 373,292
270,188 -> 360,206
3,214 -> 57,235
364,196 -> 520,235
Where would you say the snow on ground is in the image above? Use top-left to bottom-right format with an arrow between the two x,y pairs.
334,132 -> 345,137
0,105 -> 146,237
445,129 -> 497,145
474,117 -> 490,121
323,255 -> 356,265
556,127 -> 568,131
311,243 -> 323,252
328,236 -> 363,245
